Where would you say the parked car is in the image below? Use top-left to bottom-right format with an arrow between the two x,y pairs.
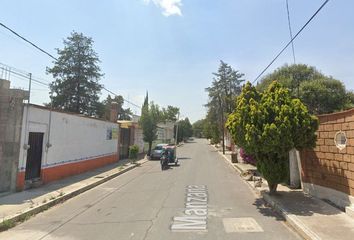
150,143 -> 168,160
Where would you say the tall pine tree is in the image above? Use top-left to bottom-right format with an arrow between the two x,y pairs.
47,31 -> 103,116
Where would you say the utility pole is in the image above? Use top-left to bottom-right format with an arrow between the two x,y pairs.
28,73 -> 32,104
221,108 -> 225,155
218,95 -> 225,155
175,112 -> 180,147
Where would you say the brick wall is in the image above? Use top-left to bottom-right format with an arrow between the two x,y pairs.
301,108 -> 354,196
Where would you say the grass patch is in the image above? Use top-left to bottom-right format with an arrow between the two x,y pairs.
0,219 -> 15,231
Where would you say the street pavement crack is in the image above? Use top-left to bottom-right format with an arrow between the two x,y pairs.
142,172 -> 178,240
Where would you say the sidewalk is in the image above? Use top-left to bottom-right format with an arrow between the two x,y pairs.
0,155 -> 149,231
217,148 -> 354,240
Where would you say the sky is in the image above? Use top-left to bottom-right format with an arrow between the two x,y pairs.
1,0 -> 354,123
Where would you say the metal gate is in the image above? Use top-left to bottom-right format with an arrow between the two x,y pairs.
119,128 -> 131,159
25,132 -> 44,180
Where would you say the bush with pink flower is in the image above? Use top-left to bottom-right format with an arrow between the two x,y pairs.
239,148 -> 256,166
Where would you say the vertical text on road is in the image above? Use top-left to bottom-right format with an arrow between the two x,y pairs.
171,185 -> 208,231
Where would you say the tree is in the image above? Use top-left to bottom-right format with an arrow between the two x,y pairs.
99,95 -> 132,121
162,106 -> 180,122
257,63 -> 354,114
299,78 -> 347,114
47,31 -> 103,116
204,105 -> 221,144
176,118 -> 193,143
346,91 -> 354,109
205,61 -> 244,145
256,64 -> 322,94
139,93 -> 161,156
206,60 -> 245,114
192,119 -> 206,138
226,81 -> 318,194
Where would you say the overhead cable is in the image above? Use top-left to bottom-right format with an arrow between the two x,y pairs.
252,0 -> 330,84
0,22 -> 142,108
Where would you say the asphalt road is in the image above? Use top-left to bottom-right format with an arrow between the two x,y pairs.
0,139 -> 302,240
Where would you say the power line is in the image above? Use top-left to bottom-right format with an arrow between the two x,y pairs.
102,87 -> 141,109
0,67 -> 49,87
0,62 -> 51,83
0,22 -> 143,109
252,0 -> 330,84
0,22 -> 58,61
286,0 -> 296,64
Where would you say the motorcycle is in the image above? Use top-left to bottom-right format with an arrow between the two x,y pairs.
160,146 -> 178,171
160,151 -> 169,170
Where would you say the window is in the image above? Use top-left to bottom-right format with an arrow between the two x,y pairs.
334,131 -> 347,150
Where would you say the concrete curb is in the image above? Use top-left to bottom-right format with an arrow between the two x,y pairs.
214,146 -> 320,240
262,193 -> 321,240
0,159 -> 149,231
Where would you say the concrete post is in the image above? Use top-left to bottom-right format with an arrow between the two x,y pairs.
289,148 -> 301,189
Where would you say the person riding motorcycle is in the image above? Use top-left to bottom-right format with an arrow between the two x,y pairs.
160,148 -> 170,170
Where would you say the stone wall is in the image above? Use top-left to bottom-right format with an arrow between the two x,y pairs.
0,79 -> 28,193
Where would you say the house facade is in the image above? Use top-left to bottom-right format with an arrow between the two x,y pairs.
157,121 -> 175,143
16,105 -> 119,190
0,79 -> 120,192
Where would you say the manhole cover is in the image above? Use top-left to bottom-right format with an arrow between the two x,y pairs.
223,218 -> 263,233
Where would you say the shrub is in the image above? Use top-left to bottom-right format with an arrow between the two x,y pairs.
239,148 -> 256,165
129,145 -> 139,160
226,81 -> 318,194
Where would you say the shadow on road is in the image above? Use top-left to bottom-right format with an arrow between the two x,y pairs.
161,164 -> 181,171
262,191 -> 342,216
253,198 -> 285,221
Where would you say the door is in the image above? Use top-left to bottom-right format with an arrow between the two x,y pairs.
25,132 -> 44,180
119,128 -> 131,159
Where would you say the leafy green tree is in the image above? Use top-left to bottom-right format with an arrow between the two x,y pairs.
192,119 -> 206,138
176,118 -> 193,143
162,106 -> 180,122
257,63 -> 354,114
346,91 -> 354,109
299,78 -> 347,114
47,31 -> 103,116
227,81 -> 318,194
99,95 -> 132,121
204,105 -> 221,144
139,93 -> 162,156
257,64 -> 322,94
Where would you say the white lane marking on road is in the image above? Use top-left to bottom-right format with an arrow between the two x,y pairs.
171,185 -> 208,231
223,217 -> 264,233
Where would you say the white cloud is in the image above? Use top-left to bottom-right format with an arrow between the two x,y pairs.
144,0 -> 183,17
